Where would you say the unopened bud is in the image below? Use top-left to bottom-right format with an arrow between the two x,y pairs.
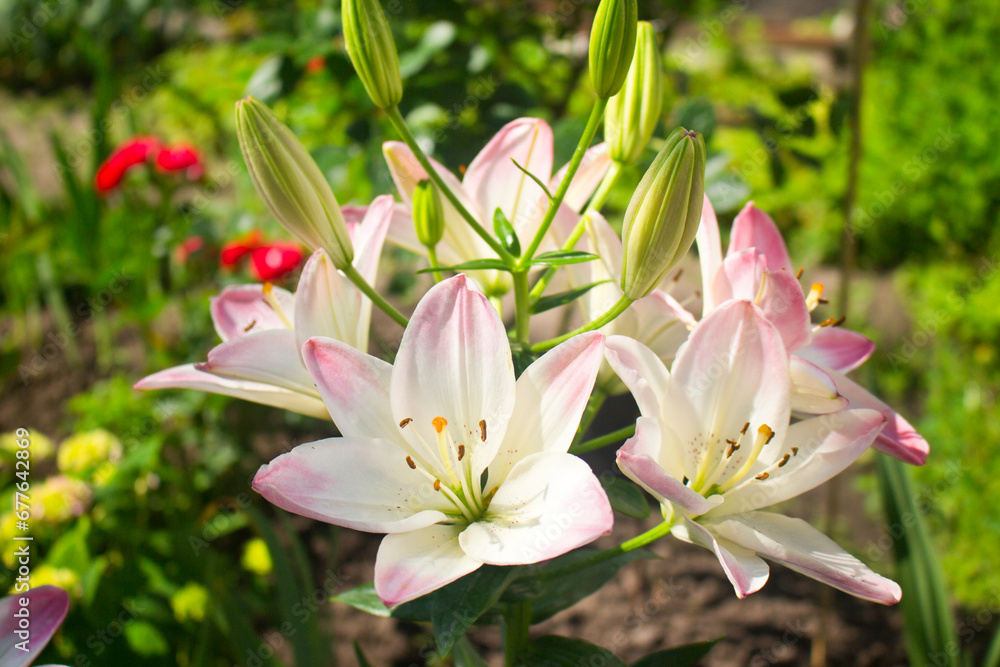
235,97 -> 354,269
605,21 -> 663,165
589,0 -> 638,99
620,127 -> 705,299
342,0 -> 403,109
412,180 -> 444,248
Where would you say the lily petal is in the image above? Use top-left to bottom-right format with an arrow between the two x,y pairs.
0,586 -> 70,667
210,284 -> 294,341
672,518 -> 770,598
711,512 -> 901,604
789,356 -> 848,414
294,250 -> 364,351
390,275 -> 515,479
797,327 -> 876,373
603,335 -> 671,418
728,201 -> 794,273
203,329 -> 316,396
460,451 -> 612,565
135,363 -> 329,419
374,524 -> 483,607
351,194 -> 395,286
551,142 -> 612,212
252,437 -> 451,533
695,194 -> 723,313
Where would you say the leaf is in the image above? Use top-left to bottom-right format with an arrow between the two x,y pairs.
515,636 -> 626,667
502,548 -> 655,623
353,640 -> 375,667
494,207 -> 522,256
510,158 -> 553,201
530,280 -> 610,314
416,259 -> 511,274
631,638 -> 722,666
452,635 -> 490,667
600,475 -> 650,519
331,583 -> 390,618
529,250 -> 599,267
124,620 -> 169,657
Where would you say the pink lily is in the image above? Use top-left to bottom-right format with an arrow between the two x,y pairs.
136,195 -> 394,419
0,586 -> 70,667
696,197 -> 928,465
380,118 -> 611,293
605,300 -> 901,604
253,275 -> 613,606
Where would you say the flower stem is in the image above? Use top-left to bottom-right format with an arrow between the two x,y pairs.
540,520 -> 673,581
513,270 -> 531,344
342,264 -> 408,328
502,600 -> 531,666
529,294 -> 632,353
570,423 -> 636,455
386,106 -> 513,264
529,160 -> 621,303
574,389 -> 606,442
517,98 -> 608,269
427,246 -> 443,283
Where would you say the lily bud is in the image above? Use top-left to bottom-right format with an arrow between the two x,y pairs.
589,0 -> 638,99
620,127 -> 705,299
412,179 -> 444,248
605,21 -> 663,165
235,97 -> 354,269
342,0 -> 403,109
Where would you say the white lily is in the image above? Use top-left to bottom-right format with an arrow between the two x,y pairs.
604,299 -> 901,604
252,275 -> 613,606
135,195 -> 394,419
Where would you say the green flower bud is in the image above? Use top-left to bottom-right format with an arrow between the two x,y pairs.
620,127 -> 705,300
342,0 -> 403,109
605,21 -> 663,165
412,179 -> 444,248
589,0 -> 638,99
236,96 -> 354,269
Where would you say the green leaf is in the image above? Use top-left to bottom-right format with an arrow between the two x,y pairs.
529,250 -> 599,267
452,635 -> 490,667
502,548 -> 655,623
631,638 -> 722,666
124,620 -> 169,657
494,207 -> 522,256
416,259 -> 511,274
331,583 -> 390,618
515,636 -> 625,667
530,280 -> 610,314
353,640 -> 375,667
510,158 -> 553,201
600,475 -> 650,519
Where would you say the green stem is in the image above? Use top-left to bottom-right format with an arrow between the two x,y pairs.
574,389 -> 606,443
540,520 -> 673,581
529,160 -> 622,303
517,99 -> 608,269
513,270 -> 531,344
502,601 -> 531,667
342,264 -> 408,328
427,246 -> 443,283
529,294 -> 632,353
570,423 -> 636,455
386,106 -> 513,264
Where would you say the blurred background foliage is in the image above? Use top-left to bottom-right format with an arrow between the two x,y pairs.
1,0 -> 999,663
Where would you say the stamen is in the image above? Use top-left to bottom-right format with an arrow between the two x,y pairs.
243,319 -> 257,332
753,271 -> 769,305
805,283 -> 824,311
399,418 -> 413,428
796,267 -> 804,279
764,428 -> 775,445
433,479 -> 441,491
457,445 -> 465,461
740,422 -> 750,435
755,472 -> 770,480
726,439 -> 740,457
818,317 -> 837,327
833,315 -> 847,327
261,283 -> 293,328
791,447 -> 799,455
777,453 -> 791,468
717,424 -> 775,494
405,456 -> 416,469
479,419 -> 487,442
672,268 -> 684,282
433,416 -> 447,433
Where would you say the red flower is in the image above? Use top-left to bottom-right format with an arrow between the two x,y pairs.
220,230 -> 264,268
156,144 -> 203,180
94,136 -> 161,194
249,242 -> 304,281
306,55 -> 326,74
173,236 -> 205,264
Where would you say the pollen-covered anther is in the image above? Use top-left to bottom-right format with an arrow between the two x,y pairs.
818,317 -> 837,327
457,444 -> 465,461
479,419 -> 487,442
243,319 -> 257,332
805,283 -> 824,311
740,421 -> 750,435
796,267 -> 804,279
433,479 -> 441,491
399,417 -> 413,428
791,446 -> 799,455
763,426 -> 775,445
725,438 -> 740,457
755,472 -> 770,480
777,453 -> 791,468
833,315 -> 847,327
405,456 -> 416,469
433,416 -> 447,433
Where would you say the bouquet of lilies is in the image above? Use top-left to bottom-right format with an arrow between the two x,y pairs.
134,0 -> 928,662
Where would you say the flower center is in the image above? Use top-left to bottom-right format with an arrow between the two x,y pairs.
688,421 -> 799,499
261,282 -> 293,328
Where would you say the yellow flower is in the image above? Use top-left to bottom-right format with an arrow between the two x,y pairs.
28,565 -> 81,598
240,538 -> 273,577
57,429 -> 122,476
34,476 -> 92,524
171,583 -> 210,623
0,430 -> 54,460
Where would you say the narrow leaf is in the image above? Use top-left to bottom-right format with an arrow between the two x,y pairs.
510,157 -> 553,201
516,636 -> 626,667
529,250 -> 599,267
353,640 -> 375,667
530,280 -> 611,314
631,638 -> 722,666
416,259 -> 511,274
494,207 -> 521,256
600,475 -> 651,519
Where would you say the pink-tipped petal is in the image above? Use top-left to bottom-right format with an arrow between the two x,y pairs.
797,327 -> 876,373
711,512 -> 902,604
728,201 -> 794,273
374,524 -> 484,607
203,329 -> 316,396
352,194 -> 395,286
617,418 -> 721,514
462,118 -> 553,227
210,284 -> 295,341
390,275 -> 515,478
0,586 -> 70,667
672,519 -> 770,599
603,336 -> 671,418
695,194 -> 724,313
460,451 -> 612,565
252,437 -> 450,533
789,356 -> 848,414
488,333 -> 604,483
135,363 -> 330,419
826,370 -> 929,465
551,142 -> 612,212
294,250 -> 364,351
301,336 -> 397,442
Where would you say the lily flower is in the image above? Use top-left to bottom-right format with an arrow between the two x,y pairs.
696,197 -> 928,465
252,275 -> 613,605
380,118 -> 612,292
135,195 -> 394,419
604,300 -> 901,604
0,585 -> 70,667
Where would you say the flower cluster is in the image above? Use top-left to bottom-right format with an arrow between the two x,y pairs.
219,229 -> 305,282
94,136 -> 203,194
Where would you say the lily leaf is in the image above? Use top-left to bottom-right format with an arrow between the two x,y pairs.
530,280 -> 610,314
510,157 -> 554,201
529,250 -> 599,267
416,259 -> 511,274
631,638 -> 722,666
600,475 -> 651,519
515,636 -> 625,666
494,207 -> 522,256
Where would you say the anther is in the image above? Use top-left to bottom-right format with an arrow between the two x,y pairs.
433,416 -> 447,433
818,317 -> 836,327
764,429 -> 776,445
405,456 -> 416,469
399,418 -> 412,429
243,319 -> 257,332
833,315 -> 847,327
479,419 -> 487,442
433,479 -> 441,491
682,476 -> 690,485
726,439 -> 740,457
777,453 -> 791,468
796,267 -> 804,279
741,422 -> 750,435
791,447 -> 799,455
672,268 -> 684,281
755,472 -> 770,480
457,445 -> 465,461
